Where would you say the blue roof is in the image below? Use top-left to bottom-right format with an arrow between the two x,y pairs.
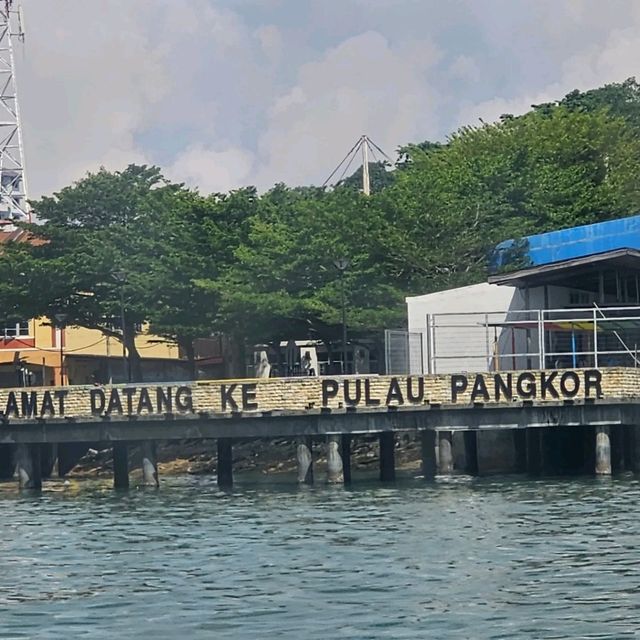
490,214 -> 640,273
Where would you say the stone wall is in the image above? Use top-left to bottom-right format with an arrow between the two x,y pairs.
0,367 -> 637,421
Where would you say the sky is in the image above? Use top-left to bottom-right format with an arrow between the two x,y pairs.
15,0 -> 640,198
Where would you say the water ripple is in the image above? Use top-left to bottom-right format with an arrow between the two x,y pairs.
1,475 -> 640,638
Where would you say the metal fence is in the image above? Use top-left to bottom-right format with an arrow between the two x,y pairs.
384,329 -> 424,375
387,305 -> 640,374
430,306 -> 640,373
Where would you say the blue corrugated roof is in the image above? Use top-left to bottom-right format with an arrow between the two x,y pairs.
490,214 -> 640,272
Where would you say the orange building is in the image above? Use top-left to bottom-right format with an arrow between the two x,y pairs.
0,229 -> 224,386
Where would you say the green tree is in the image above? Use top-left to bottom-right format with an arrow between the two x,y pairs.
5,165 -> 220,381
379,106 -> 640,293
211,184 -> 404,355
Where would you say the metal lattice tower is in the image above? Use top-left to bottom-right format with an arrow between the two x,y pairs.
0,0 -> 27,223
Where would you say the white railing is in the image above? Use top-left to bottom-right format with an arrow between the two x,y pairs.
418,305 -> 640,374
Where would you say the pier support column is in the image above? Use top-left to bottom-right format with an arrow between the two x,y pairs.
141,441 -> 159,488
0,444 -> 13,479
595,426 -> 612,476
57,443 -> 90,477
217,439 -> 233,488
40,444 -> 57,479
513,430 -> 527,473
379,432 -> 396,482
113,442 -> 129,489
421,430 -> 437,480
297,437 -> 313,484
340,434 -> 352,484
15,444 -> 42,490
631,426 -> 640,474
438,431 -> 454,474
326,435 -> 343,484
526,428 -> 544,475
463,431 -> 479,475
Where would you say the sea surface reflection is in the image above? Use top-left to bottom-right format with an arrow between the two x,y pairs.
1,473 -> 639,639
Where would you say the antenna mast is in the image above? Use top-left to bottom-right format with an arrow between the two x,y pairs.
322,135 -> 394,195
0,0 -> 28,223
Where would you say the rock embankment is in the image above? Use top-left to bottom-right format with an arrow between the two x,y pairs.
69,434 -> 422,478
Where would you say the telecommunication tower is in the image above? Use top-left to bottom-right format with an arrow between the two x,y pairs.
0,0 -> 28,223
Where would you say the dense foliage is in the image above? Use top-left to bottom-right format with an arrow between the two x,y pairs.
3,78 -> 640,379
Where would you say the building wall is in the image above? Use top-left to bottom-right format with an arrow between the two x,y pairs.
0,316 -> 183,385
406,283 -> 524,373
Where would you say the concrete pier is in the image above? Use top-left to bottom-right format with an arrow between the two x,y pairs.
463,431 -> 478,475
15,443 -> 42,490
141,441 -> 159,487
379,432 -> 395,481
631,426 -> 640,473
526,428 -> 544,475
297,436 -> 313,484
420,430 -> 437,479
57,443 -> 90,477
40,444 -> 57,479
438,431 -> 454,474
340,434 -> 352,484
113,442 -> 129,489
595,426 -> 612,476
0,444 -> 13,479
217,438 -> 233,488
326,435 -> 343,483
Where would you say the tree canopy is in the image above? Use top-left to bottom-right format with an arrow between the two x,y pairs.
3,78 -> 640,378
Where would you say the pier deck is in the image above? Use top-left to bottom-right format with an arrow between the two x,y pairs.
0,367 -> 638,489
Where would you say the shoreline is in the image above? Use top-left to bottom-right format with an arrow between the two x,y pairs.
66,434 -> 423,479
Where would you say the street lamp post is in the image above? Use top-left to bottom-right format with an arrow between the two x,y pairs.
54,312 -> 68,385
113,270 -> 131,383
333,258 -> 350,375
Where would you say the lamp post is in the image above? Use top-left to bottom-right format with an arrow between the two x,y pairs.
333,258 -> 350,374
112,270 -> 130,383
54,312 -> 68,385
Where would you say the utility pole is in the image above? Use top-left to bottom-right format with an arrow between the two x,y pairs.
333,258 -> 350,374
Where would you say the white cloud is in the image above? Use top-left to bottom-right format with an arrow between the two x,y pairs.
13,0 -> 640,200
253,31 -> 441,188
167,144 -> 254,193
457,2 -> 640,129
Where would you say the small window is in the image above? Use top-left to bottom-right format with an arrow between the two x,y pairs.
2,321 -> 30,338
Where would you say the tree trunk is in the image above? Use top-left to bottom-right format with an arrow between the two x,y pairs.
223,334 -> 246,378
182,339 -> 197,380
125,323 -> 143,382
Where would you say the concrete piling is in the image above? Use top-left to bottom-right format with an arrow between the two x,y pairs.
463,431 -> 479,475
379,432 -> 395,482
57,443 -> 92,477
526,428 -> 544,475
326,435 -> 343,484
438,431 -> 454,474
630,426 -> 640,474
217,438 -> 233,488
141,441 -> 159,488
420,430 -> 437,479
296,436 -> 313,484
15,443 -> 42,490
0,444 -> 13,479
340,434 -> 352,484
595,425 -> 612,476
113,442 -> 130,489
40,444 -> 57,479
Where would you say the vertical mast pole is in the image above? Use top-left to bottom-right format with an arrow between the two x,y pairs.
361,135 -> 370,196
